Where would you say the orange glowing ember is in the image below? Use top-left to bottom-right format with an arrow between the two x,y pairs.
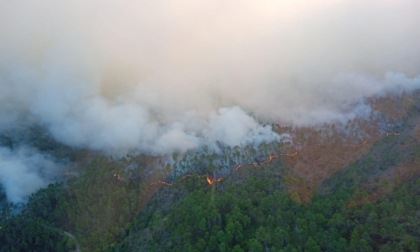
206,176 -> 214,185
147,131 -> 400,189
113,173 -> 125,182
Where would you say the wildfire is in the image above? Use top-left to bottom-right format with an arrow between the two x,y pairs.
281,151 -> 298,157
151,180 -> 173,186
146,131 -> 401,188
149,151 -> 297,187
113,173 -> 124,182
206,176 -> 222,185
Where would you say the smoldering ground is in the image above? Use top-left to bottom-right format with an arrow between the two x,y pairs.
1,0 -> 420,201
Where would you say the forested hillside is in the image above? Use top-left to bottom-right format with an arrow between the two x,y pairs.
1,92 -> 420,251
2,1 -> 420,251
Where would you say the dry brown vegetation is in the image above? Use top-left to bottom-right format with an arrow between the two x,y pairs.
280,92 -> 420,203
283,135 -> 377,203
349,116 -> 420,207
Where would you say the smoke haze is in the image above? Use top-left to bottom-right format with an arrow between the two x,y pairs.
0,146 -> 61,202
1,0 -> 420,200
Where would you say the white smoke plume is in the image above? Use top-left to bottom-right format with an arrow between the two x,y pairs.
0,1 -> 419,154
0,146 -> 61,203
1,0 -> 420,202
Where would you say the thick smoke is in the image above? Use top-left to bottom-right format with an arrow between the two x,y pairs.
0,146 -> 61,203
1,1 -> 420,200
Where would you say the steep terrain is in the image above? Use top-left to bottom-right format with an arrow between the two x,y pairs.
0,91 -> 419,251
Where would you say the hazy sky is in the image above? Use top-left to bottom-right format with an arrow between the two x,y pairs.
1,0 -> 420,201
1,0 -> 420,153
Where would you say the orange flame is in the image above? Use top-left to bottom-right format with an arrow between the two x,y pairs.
206,175 -> 223,185
147,132 -> 401,188
206,176 -> 214,185
151,180 -> 173,186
